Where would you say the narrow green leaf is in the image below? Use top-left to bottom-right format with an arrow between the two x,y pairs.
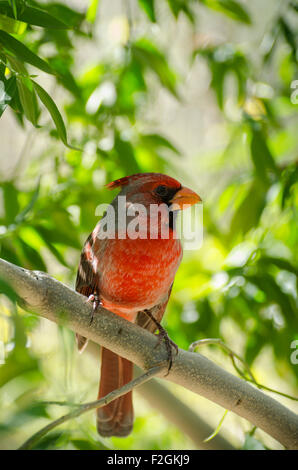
0,2 -> 71,29
40,3 -> 84,29
2,181 -> 19,224
229,179 -> 267,236
132,38 -> 178,98
138,0 -> 156,22
114,134 -> 140,174
258,256 -> 298,277
0,12 -> 27,34
0,30 -> 54,75
32,80 -> 72,148
278,17 -> 297,61
167,0 -> 195,22
16,75 -> 39,126
86,0 -> 100,23
141,133 -> 181,155
250,129 -> 278,182
8,0 -> 17,19
203,409 -> 228,442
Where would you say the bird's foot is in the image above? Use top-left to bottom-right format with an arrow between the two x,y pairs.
86,293 -> 101,325
154,326 -> 178,375
142,309 -> 178,375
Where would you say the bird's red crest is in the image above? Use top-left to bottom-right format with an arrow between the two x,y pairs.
106,173 -> 181,190
106,175 -> 131,190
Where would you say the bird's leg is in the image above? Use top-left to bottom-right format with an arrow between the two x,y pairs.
86,291 -> 101,325
143,309 -> 178,374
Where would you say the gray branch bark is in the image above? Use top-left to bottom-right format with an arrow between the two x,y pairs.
0,258 -> 297,449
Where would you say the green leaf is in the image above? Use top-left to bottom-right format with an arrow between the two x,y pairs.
0,12 -> 27,34
0,74 -> 16,117
32,80 -> 75,148
31,431 -> 66,450
258,256 -> 298,277
8,0 -> 17,19
229,179 -> 267,236
16,75 -> 39,126
70,439 -> 108,450
167,0 -> 195,23
0,2 -> 72,29
86,0 -> 100,24
203,409 -> 228,442
138,0 -> 156,22
132,38 -> 178,98
114,134 -> 140,174
17,238 -> 47,271
39,3 -> 84,29
250,129 -> 278,182
0,30 -> 54,75
194,44 -> 248,109
2,181 -> 19,224
141,133 -> 181,155
31,225 -> 69,267
278,16 -> 297,61
7,55 -> 39,126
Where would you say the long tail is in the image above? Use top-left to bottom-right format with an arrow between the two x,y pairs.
97,347 -> 134,437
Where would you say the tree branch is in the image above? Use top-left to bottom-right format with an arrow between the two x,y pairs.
19,365 -> 164,450
0,258 -> 297,449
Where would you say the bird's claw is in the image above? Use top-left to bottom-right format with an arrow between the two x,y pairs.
86,293 -> 101,325
142,309 -> 178,376
154,328 -> 178,375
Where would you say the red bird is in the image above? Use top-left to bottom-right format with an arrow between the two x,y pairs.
75,173 -> 200,437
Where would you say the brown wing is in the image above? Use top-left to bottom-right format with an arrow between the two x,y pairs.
75,233 -> 100,351
135,284 -> 173,333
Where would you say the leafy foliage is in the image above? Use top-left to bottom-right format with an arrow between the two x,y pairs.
0,0 -> 297,450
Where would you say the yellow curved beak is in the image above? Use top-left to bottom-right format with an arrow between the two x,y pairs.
169,186 -> 202,211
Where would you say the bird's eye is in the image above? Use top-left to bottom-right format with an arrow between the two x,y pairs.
155,185 -> 168,197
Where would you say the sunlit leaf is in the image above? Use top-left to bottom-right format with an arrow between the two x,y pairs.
0,12 -> 27,34
16,75 -> 39,126
0,30 -> 54,75
86,0 -> 100,24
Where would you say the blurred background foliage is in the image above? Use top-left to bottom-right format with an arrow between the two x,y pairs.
0,0 -> 297,450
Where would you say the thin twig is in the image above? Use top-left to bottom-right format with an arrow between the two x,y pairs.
190,338 -> 298,402
18,365 -> 164,450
